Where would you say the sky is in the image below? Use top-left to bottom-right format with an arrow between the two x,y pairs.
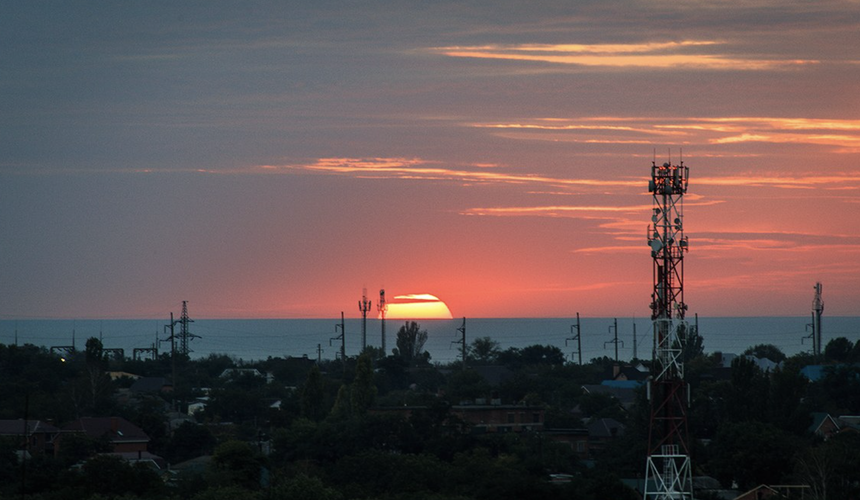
1,1 -> 860,320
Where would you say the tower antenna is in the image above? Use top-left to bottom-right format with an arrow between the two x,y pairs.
812,283 -> 824,361
378,289 -> 388,355
358,288 -> 372,352
644,155 -> 693,499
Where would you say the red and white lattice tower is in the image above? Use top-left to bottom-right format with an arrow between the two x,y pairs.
644,160 -> 693,499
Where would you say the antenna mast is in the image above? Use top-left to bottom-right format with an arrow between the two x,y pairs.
644,157 -> 693,499
812,283 -> 824,361
359,288 -> 372,352
378,289 -> 388,355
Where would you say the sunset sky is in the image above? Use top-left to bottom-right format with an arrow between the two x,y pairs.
2,1 -> 859,320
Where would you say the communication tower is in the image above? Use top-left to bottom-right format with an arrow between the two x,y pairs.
644,159 -> 693,499
359,288 -> 372,352
378,289 -> 388,355
812,283 -> 824,361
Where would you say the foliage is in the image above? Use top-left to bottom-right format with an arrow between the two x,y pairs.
743,343 -> 787,364
349,353 -> 377,416
165,421 -> 217,463
708,421 -> 800,490
300,365 -> 327,421
469,337 -> 501,364
824,336 -> 855,363
394,321 -> 430,365
210,440 -> 262,490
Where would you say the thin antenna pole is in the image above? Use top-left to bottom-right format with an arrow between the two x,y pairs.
378,289 -> 388,355
633,321 -> 638,360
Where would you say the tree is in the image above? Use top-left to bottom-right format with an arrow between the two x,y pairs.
350,353 -> 377,415
469,337 -> 501,364
519,345 -> 565,366
301,365 -> 326,421
394,322 -> 429,365
824,337 -> 854,363
165,421 -> 217,463
743,344 -> 786,364
709,421 -> 801,490
210,440 -> 261,490
84,337 -> 112,412
269,474 -> 343,500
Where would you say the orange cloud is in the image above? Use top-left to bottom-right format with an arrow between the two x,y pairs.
429,41 -> 817,70
273,157 -> 643,189
468,116 -> 860,152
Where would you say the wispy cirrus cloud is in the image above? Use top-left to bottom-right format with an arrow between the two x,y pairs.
428,40 -> 817,70
468,116 -> 860,153
268,157 -> 642,188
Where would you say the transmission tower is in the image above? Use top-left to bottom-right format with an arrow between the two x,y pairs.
644,159 -> 693,499
378,289 -> 388,355
359,288 -> 372,352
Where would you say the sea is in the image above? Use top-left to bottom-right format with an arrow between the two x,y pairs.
1,317 -> 859,365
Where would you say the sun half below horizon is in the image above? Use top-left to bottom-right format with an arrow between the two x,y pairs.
380,294 -> 454,320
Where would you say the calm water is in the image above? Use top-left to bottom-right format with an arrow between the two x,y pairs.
1,317 -> 858,364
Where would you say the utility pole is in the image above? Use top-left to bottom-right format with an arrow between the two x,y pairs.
565,313 -> 582,365
331,312 -> 345,374
632,321 -> 638,361
604,318 -> 622,364
358,288 -> 372,352
162,312 -> 180,412
452,317 -> 466,370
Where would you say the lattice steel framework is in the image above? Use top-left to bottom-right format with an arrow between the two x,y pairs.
645,160 -> 693,500
359,288 -> 372,352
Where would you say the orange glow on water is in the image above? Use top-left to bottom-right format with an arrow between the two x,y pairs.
380,294 -> 454,320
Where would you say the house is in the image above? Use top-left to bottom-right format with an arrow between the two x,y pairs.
714,352 -> 738,368
219,368 -> 272,383
734,484 -> 810,500
108,371 -> 141,382
608,364 -> 648,382
808,412 -> 840,440
744,355 -> 780,372
371,400 -> 544,434
0,420 -> 60,456
836,415 -> 860,433
543,428 -> 589,460
450,402 -> 544,433
62,417 -> 150,453
799,365 -> 826,382
586,418 -> 625,455
581,383 -> 638,410
130,377 -> 173,395
104,450 -> 167,470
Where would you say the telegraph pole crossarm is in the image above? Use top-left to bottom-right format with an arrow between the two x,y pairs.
565,312 -> 582,365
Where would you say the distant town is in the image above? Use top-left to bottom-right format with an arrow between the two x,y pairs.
0,317 -> 858,499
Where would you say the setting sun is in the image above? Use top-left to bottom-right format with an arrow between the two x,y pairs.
381,294 -> 454,320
